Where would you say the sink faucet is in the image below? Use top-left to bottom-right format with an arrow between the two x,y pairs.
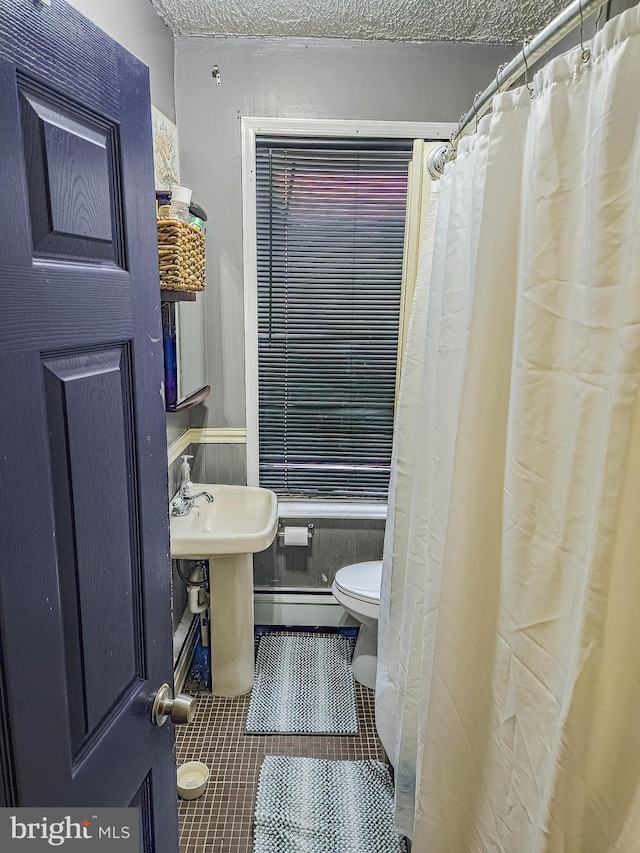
171,455 -> 214,516
171,490 -> 214,517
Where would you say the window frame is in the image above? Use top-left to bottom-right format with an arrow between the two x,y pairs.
242,117 -> 456,490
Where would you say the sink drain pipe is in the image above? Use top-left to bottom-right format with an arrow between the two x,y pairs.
188,561 -> 210,647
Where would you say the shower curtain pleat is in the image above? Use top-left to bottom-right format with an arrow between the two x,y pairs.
376,5 -> 640,851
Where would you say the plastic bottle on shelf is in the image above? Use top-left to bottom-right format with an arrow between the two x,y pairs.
168,185 -> 192,222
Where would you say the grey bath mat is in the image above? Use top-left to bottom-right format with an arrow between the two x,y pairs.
245,633 -> 358,735
254,755 -> 407,853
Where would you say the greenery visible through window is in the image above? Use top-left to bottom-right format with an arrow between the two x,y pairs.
256,137 -> 412,499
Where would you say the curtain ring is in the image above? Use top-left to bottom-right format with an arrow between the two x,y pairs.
489,62 -> 508,116
579,0 -> 591,62
451,112 -> 466,149
594,2 -> 605,33
495,62 -> 508,92
473,91 -> 483,132
522,39 -> 534,99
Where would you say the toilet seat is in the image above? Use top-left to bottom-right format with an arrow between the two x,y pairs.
333,560 -> 382,604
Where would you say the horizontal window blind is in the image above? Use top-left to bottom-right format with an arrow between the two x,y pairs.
256,137 -> 412,499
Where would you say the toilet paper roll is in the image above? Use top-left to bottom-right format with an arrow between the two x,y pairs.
283,526 -> 309,546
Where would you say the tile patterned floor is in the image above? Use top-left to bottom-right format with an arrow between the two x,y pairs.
175,634 -> 387,853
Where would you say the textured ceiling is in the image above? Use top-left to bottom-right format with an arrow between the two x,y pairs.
150,0 -> 568,43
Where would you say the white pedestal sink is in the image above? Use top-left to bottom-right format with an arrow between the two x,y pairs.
170,483 -> 278,696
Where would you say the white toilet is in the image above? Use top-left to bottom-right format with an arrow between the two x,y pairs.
331,560 -> 382,690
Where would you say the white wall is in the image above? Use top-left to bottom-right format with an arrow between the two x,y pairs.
65,0 -> 186,448
65,0 -> 175,120
175,36 -> 515,428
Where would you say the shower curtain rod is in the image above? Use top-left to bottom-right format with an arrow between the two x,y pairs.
427,0 -> 610,179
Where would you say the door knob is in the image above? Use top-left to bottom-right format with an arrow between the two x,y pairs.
152,683 -> 196,726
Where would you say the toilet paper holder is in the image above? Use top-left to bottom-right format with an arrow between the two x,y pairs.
277,523 -> 314,544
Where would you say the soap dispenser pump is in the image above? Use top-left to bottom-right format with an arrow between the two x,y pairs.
180,454 -> 194,496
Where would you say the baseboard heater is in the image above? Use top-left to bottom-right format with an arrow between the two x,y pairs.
254,590 -> 348,627
173,609 -> 199,694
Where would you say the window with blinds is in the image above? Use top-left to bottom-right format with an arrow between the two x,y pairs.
256,137 -> 412,499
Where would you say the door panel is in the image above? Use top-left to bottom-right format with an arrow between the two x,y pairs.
0,3 -> 177,849
19,82 -> 122,263
43,347 -> 141,753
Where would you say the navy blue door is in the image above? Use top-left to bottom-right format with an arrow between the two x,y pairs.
0,2 -> 178,849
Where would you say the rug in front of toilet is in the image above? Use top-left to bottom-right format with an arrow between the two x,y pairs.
245,633 -> 358,735
253,755 -> 407,853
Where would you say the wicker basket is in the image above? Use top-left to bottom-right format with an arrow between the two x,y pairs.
157,217 -> 206,292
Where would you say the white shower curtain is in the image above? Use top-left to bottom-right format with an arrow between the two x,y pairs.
376,5 -> 640,851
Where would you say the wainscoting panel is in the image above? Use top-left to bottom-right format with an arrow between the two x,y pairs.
170,442 -> 247,488
201,442 -> 247,485
167,431 -> 247,488
254,517 -> 385,590
167,452 -> 183,500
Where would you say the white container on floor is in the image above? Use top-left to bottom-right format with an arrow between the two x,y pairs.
177,761 -> 210,800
